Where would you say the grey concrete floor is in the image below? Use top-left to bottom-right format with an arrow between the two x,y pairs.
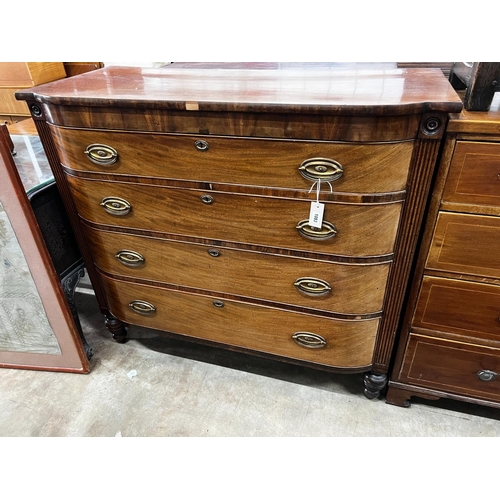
1,280 -> 500,437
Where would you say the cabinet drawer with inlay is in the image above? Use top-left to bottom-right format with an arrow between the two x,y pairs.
67,175 -> 402,258
51,126 -> 414,193
99,273 -> 379,369
426,212 -> 500,279
413,276 -> 500,343
399,334 -> 500,402
442,141 -> 500,209
82,224 -> 390,315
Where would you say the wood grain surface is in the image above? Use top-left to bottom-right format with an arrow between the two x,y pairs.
67,174 -> 402,258
83,224 -> 390,316
100,273 -> 379,369
51,125 -> 414,194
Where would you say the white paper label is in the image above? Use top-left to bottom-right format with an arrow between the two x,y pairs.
308,201 -> 324,228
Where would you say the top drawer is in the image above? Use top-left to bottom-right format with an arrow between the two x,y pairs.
50,126 -> 413,194
442,141 -> 500,209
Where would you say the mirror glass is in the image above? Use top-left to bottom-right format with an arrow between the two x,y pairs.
0,200 -> 61,354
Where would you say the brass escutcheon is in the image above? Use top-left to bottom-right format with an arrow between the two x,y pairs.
477,369 -> 498,382
208,249 -> 221,257
201,194 -> 214,204
292,332 -> 327,349
195,140 -> 209,151
84,144 -> 119,165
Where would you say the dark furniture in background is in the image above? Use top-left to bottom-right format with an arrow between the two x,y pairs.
449,62 -> 500,111
27,180 -> 92,360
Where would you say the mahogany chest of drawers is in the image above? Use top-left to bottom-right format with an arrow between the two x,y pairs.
17,65 -> 461,397
387,94 -> 500,408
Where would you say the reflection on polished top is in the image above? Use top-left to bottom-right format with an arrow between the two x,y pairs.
16,65 -> 463,115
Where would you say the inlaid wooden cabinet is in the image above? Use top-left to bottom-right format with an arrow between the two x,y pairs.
387,95 -> 500,408
16,65 -> 461,397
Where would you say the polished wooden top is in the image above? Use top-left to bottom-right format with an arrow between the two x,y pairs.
447,92 -> 500,134
16,65 -> 462,116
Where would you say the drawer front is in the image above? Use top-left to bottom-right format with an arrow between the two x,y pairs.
68,176 -> 402,257
83,225 -> 390,315
51,126 -> 413,193
426,212 -> 500,279
413,276 -> 500,342
99,273 -> 379,369
442,141 -> 500,207
400,334 -> 500,402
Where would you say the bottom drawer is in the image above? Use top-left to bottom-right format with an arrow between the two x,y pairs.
99,273 -> 378,369
399,333 -> 500,402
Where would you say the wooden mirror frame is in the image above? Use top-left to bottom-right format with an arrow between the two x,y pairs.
0,129 -> 90,373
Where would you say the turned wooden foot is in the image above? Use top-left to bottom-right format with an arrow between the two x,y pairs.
105,314 -> 127,343
363,372 -> 388,400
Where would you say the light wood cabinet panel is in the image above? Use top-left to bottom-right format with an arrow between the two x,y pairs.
0,63 -> 66,118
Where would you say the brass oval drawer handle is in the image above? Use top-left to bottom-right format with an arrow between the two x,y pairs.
100,197 -> 132,216
129,300 -> 156,315
296,220 -> 337,240
115,250 -> 145,267
298,158 -> 343,182
292,332 -> 327,349
477,370 -> 498,382
213,300 -> 224,308
294,277 -> 332,296
84,144 -> 118,165
195,140 -> 209,152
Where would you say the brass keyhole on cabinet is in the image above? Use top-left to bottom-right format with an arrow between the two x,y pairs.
201,194 -> 214,204
195,140 -> 209,151
477,369 -> 498,382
